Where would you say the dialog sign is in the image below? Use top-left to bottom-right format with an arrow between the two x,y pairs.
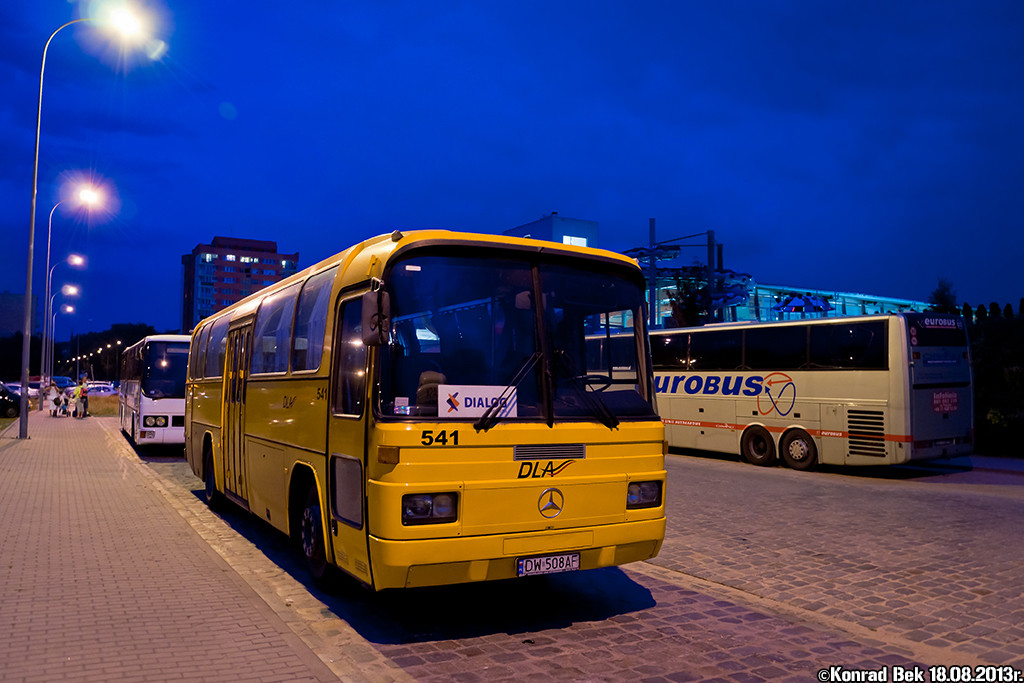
438,384 -> 517,418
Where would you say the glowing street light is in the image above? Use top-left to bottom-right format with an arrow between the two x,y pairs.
19,5 -> 156,438
42,186 -> 95,390
52,304 -> 75,379
47,283 -> 81,389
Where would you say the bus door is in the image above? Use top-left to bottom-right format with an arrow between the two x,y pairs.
325,296 -> 373,586
223,325 -> 252,508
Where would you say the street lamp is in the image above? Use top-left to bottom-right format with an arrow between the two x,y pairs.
19,7 -> 152,438
41,252 -> 85,398
48,284 -> 80,385
52,304 -> 75,381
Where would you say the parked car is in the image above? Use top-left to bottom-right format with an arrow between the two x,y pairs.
52,375 -> 74,391
0,382 -> 19,418
5,381 -> 38,399
86,381 -> 117,397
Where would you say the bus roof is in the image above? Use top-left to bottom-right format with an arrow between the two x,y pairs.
649,311 -> 961,335
123,334 -> 192,351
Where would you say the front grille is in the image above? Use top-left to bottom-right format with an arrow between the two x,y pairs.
513,444 -> 586,461
848,409 -> 886,457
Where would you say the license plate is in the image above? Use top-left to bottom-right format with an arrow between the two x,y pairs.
517,552 -> 580,577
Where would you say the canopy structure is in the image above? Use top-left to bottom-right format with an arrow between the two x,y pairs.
772,293 -> 834,313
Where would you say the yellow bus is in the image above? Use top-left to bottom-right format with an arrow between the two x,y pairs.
185,230 -> 665,590
649,313 -> 973,469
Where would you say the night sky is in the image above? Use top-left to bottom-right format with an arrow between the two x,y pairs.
2,1 -> 1022,337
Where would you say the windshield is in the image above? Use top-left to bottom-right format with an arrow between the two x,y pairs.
378,248 -> 656,425
142,342 -> 190,398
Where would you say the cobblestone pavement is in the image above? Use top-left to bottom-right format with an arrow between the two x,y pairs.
0,413 -> 337,683
5,413 -> 1022,681
127,417 -> 1024,681
652,452 -> 1024,668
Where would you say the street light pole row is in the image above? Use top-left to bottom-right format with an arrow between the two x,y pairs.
18,7 -> 153,437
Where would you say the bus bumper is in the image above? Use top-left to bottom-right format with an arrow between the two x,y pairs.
368,517 -> 665,590
136,426 -> 185,445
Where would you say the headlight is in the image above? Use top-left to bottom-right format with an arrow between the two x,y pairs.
155,416 -> 168,427
143,416 -> 155,427
144,416 -> 168,428
402,492 -> 458,525
626,480 -> 662,509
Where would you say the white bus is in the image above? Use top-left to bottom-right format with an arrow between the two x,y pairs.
119,334 -> 191,446
647,313 -> 973,469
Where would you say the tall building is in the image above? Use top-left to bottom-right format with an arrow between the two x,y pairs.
181,237 -> 299,333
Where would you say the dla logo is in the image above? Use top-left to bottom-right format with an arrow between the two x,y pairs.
446,392 -> 460,413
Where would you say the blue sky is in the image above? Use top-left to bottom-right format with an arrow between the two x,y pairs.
2,0 -> 1022,336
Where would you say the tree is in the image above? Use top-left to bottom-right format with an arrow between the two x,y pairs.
989,302 -> 1002,319
977,305 -> 988,323
666,270 -> 705,328
1005,303 -> 1014,320
928,278 -> 957,313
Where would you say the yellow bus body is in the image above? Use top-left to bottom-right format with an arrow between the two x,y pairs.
185,230 -> 665,590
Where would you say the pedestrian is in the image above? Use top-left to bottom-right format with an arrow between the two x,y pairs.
70,382 -> 82,418
79,377 -> 90,418
46,381 -> 61,417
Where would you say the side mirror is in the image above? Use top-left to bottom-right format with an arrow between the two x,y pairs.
361,289 -> 391,346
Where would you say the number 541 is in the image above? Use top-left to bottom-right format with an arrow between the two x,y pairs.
421,429 -> 459,446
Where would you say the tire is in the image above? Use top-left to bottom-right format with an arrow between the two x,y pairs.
741,425 -> 776,466
780,429 -> 818,471
300,485 -> 328,583
3,405 -> 16,418
203,447 -> 223,510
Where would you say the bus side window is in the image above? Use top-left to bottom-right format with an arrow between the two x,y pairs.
292,267 -> 336,372
191,324 -> 211,380
690,330 -> 742,370
251,284 -> 299,374
333,299 -> 367,416
205,317 -> 231,378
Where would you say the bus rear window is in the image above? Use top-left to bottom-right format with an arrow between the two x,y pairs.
904,314 -> 968,347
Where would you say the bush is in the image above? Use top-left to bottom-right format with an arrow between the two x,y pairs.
969,314 -> 1024,455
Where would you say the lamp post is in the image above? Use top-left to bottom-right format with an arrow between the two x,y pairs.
19,8 -> 150,438
48,284 -> 80,384
41,253 -> 84,402
51,304 -> 75,383
42,190 -> 96,389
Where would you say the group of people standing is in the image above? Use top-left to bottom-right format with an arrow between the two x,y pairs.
46,378 -> 90,419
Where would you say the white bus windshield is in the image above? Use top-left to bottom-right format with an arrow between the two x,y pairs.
142,342 -> 190,398
379,249 -> 655,424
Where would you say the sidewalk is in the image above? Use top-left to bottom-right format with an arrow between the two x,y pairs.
0,411 -> 339,683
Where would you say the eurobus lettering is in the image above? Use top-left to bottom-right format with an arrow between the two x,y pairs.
654,374 -> 764,396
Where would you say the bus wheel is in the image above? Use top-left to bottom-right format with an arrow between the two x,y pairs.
203,447 -> 223,510
741,426 -> 776,466
781,430 -> 817,471
300,486 -> 328,583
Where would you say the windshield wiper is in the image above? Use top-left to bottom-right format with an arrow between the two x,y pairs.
553,352 -> 619,430
473,351 -> 542,432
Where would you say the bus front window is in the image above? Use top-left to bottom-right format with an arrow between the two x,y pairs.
379,251 -> 655,423
142,342 -> 190,399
